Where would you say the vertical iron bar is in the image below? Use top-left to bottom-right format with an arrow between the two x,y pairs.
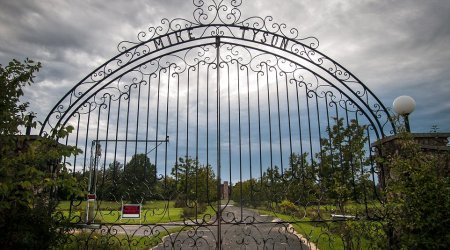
69,114 -> 81,219
257,69 -> 263,190
237,61 -> 243,217
63,121 -> 69,166
345,103 -> 357,202
356,112 -> 366,206
335,104 -> 343,194
165,69 -> 172,188
83,103 -> 92,173
295,81 -> 304,163
206,63 -> 211,203
185,66 -> 191,200
315,91 -> 327,214
135,84 -> 141,157
284,74 -> 293,168
175,73 -> 180,182
145,75 -> 153,180
325,94 -> 335,172
113,95 -> 122,188
94,105 -> 101,195
62,119 -> 69,214
275,68 -> 283,174
215,36 -> 222,250
265,64 -> 274,174
367,126 -> 379,200
196,63 -> 199,217
294,80 -> 305,196
101,97 -> 112,188
73,115 -> 81,173
339,101 -> 349,210
315,93 -> 324,191
305,88 -> 314,168
245,65 -> 253,206
226,62 -> 231,206
156,71 -> 163,178
124,87 -> 132,170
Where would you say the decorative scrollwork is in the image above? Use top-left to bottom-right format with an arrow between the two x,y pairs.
41,0 -> 393,138
44,1 -> 396,249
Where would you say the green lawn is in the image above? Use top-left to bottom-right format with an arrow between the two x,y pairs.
57,200 -> 175,211
255,208 -> 377,250
58,226 -> 184,249
56,200 -> 220,249
57,200 -> 380,249
57,200 -> 217,224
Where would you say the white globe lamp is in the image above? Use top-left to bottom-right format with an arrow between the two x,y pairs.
393,95 -> 416,132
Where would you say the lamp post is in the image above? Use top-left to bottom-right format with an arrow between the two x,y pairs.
393,95 -> 416,132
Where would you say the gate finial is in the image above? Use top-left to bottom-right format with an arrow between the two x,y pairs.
192,0 -> 243,25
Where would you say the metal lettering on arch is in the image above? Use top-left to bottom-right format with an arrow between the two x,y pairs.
42,0 -> 395,249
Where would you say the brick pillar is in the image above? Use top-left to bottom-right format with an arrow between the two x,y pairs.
372,133 -> 450,189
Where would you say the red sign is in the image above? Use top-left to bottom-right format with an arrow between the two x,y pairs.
122,204 -> 141,219
87,194 -> 96,201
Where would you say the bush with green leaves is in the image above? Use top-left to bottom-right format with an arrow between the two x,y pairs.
182,203 -> 207,218
279,199 -> 298,214
380,132 -> 450,249
0,59 -> 84,249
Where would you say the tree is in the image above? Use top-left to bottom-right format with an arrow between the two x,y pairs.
312,118 -> 449,249
285,153 -> 318,205
97,160 -> 123,201
121,154 -> 157,203
316,118 -> 370,211
261,165 -> 284,205
232,178 -> 263,207
0,59 -> 84,249
171,156 -> 217,206
0,59 -> 39,135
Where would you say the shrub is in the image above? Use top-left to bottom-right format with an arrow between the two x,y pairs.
0,59 -> 83,249
174,199 -> 186,208
182,203 -> 207,217
279,199 -> 298,214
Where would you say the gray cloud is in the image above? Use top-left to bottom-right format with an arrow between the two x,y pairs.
1,0 -> 449,134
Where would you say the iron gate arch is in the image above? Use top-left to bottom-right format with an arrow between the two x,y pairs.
42,0 -> 395,249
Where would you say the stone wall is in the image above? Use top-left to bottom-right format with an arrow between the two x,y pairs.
372,133 -> 450,188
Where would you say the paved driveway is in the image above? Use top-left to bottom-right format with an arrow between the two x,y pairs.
151,206 -> 310,249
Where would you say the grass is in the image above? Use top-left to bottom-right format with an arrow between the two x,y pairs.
256,204 -> 381,250
57,200 -> 174,211
57,200 -> 379,249
57,200 -> 219,248
58,226 -> 183,249
57,200 -> 218,224
261,210 -> 344,250
255,208 -> 377,250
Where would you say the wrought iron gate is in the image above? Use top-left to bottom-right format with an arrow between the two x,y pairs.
41,1 -> 395,249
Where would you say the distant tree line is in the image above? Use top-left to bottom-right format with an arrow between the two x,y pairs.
85,117 -> 373,212
232,118 -> 376,213
83,154 -> 218,206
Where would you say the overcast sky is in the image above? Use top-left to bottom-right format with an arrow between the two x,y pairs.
1,0 -> 449,133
